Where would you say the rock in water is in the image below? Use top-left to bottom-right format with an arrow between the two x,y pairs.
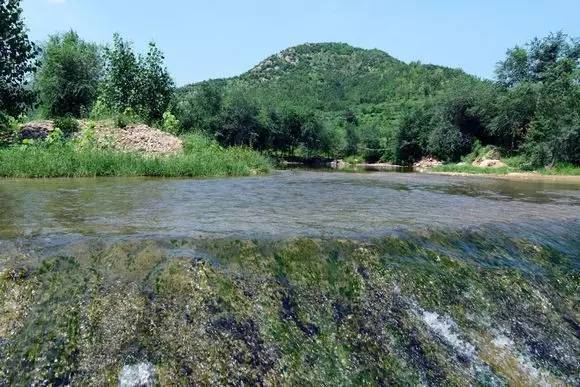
118,362 -> 155,387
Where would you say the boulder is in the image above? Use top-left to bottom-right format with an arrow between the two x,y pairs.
19,121 -> 54,140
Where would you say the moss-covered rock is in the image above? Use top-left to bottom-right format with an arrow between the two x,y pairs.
0,229 -> 577,385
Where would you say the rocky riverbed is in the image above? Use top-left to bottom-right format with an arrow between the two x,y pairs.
1,226 -> 578,385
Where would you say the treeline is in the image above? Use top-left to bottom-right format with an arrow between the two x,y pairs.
175,85 -> 342,156
1,0 -> 578,168
394,32 -> 579,168
174,33 -> 579,168
35,32 -> 174,125
1,0 -> 174,134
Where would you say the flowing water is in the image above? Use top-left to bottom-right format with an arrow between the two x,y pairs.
0,171 -> 578,385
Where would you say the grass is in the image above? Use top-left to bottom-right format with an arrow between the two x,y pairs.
538,163 -> 580,176
432,161 -> 580,176
0,133 -> 271,178
430,164 -> 513,175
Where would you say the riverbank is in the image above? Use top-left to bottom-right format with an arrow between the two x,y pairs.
0,132 -> 270,178
425,163 -> 580,182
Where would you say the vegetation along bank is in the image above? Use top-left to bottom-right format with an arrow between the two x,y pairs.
1,0 -> 578,176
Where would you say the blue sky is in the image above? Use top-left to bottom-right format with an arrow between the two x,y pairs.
22,0 -> 580,86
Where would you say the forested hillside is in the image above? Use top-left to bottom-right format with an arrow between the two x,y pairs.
176,43 -> 478,161
1,0 -> 578,171
176,37 -> 579,168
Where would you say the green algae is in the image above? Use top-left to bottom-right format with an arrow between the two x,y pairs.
0,230 -> 578,385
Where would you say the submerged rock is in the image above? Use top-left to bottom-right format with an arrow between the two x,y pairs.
1,225 -> 578,385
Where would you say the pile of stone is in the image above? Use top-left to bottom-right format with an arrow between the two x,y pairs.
19,121 -> 54,140
413,157 -> 443,169
94,124 -> 183,156
471,147 -> 506,168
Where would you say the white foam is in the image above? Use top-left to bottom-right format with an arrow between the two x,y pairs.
119,362 -> 155,387
420,310 -> 476,358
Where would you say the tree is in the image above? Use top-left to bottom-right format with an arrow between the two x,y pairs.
218,93 -> 263,147
523,59 -> 580,166
496,32 -> 579,167
497,32 -> 579,87
393,106 -> 432,164
175,82 -> 223,133
0,0 -> 37,117
35,31 -> 102,117
100,35 -> 174,123
135,42 -> 174,123
100,33 -> 140,114
343,110 -> 359,155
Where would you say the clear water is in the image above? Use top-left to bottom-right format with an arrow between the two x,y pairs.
1,171 -> 579,385
1,171 -> 579,242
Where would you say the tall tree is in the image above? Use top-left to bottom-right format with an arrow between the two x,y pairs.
100,33 -> 140,113
0,0 -> 37,117
135,42 -> 174,122
35,31 -> 102,117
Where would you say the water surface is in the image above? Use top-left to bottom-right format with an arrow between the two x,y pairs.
1,171 -> 579,242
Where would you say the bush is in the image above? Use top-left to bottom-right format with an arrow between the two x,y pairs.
0,113 -> 19,146
34,31 -> 102,118
162,111 -> 180,134
44,127 -> 64,145
53,116 -> 80,136
115,114 -> 128,129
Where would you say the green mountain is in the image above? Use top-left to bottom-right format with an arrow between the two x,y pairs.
179,43 -> 477,128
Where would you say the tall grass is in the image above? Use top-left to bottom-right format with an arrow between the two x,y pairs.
431,161 -> 580,176
0,133 -> 270,178
539,163 -> 580,176
430,164 -> 512,175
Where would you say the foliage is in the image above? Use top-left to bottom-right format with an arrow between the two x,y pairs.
53,116 -> 80,137
35,31 -> 102,118
135,42 -> 174,122
0,0 -> 38,117
0,113 -> 19,146
99,33 -> 140,114
161,111 -> 180,134
176,43 -> 472,161
0,134 -> 270,178
175,82 -> 223,133
44,127 -> 64,145
174,36 -> 578,169
99,35 -> 174,123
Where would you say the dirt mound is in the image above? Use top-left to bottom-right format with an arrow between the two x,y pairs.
94,124 -> 182,156
471,146 -> 506,168
472,159 -> 507,168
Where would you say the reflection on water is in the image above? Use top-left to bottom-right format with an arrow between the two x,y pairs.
0,171 -> 579,244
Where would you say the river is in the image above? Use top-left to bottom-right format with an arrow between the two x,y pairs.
0,171 -> 578,385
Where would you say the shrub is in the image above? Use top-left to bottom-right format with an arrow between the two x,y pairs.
34,31 -> 102,118
0,113 -> 19,146
53,116 -> 80,136
115,114 -> 128,129
162,111 -> 180,134
45,127 -> 64,145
